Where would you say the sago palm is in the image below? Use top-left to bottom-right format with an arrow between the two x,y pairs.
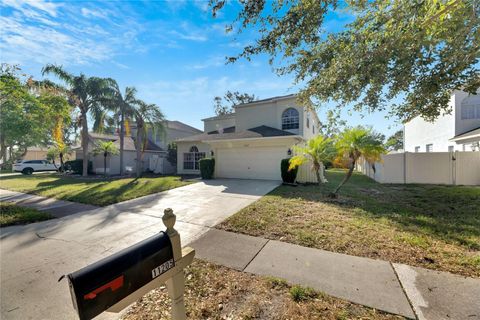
93,140 -> 119,177
288,135 -> 336,185
332,127 -> 386,196
42,64 -> 115,176
132,101 -> 165,177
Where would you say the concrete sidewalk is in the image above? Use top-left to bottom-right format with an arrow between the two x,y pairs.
0,189 -> 98,217
0,179 -> 280,320
191,229 -> 480,320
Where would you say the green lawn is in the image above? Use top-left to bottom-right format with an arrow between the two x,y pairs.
219,169 -> 480,277
0,174 -> 192,206
0,202 -> 54,226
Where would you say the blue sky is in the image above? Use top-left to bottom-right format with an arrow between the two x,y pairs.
0,0 -> 401,136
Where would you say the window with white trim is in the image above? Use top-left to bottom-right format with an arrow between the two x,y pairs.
461,96 -> 480,119
282,108 -> 299,130
426,144 -> 433,152
183,146 -> 205,170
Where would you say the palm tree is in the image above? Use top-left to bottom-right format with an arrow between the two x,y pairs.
132,101 -> 165,177
331,127 -> 386,196
93,141 -> 119,177
42,64 -> 114,176
106,83 -> 140,175
288,135 -> 336,185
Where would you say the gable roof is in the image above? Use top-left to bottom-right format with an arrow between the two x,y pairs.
166,120 -> 202,134
177,125 -> 296,142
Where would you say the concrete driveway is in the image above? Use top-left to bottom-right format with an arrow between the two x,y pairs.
0,179 -> 279,320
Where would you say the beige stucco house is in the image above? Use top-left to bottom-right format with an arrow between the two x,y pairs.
176,94 -> 321,180
76,120 -> 201,175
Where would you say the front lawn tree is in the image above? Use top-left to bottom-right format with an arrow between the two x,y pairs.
132,101 -> 165,178
0,65 -> 66,166
212,0 -> 479,121
288,135 -> 336,185
332,127 -> 386,196
42,64 -> 114,176
93,141 -> 119,177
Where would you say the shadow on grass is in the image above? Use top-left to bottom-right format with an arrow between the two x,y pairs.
273,170 -> 480,250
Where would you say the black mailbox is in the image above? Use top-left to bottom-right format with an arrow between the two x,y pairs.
67,232 -> 174,320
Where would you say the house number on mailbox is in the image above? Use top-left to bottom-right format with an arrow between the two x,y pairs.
152,259 -> 174,279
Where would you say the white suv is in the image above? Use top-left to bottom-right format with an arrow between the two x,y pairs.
13,160 -> 58,175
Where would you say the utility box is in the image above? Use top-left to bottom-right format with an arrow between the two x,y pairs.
67,232 -> 174,320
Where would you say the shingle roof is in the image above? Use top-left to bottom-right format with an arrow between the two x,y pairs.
207,126 -> 236,134
177,126 -> 296,142
166,120 -> 202,134
201,113 -> 236,121
450,126 -> 480,141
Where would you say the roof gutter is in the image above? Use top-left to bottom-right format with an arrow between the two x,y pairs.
449,133 -> 480,142
202,135 -> 304,143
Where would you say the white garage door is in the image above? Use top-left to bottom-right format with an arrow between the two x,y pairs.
216,145 -> 287,180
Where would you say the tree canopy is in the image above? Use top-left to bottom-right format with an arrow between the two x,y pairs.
0,65 -> 70,164
385,130 -> 404,151
213,90 -> 258,115
212,0 -> 480,122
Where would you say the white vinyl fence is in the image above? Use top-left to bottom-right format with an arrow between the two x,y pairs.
357,151 -> 480,186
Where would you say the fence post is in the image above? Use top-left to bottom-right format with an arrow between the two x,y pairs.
162,208 -> 187,320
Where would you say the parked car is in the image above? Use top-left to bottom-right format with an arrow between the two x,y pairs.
13,160 -> 58,175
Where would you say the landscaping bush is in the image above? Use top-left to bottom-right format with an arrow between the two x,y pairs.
64,159 -> 93,175
281,158 -> 298,183
199,158 -> 215,179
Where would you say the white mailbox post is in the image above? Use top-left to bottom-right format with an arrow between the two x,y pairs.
67,208 -> 195,320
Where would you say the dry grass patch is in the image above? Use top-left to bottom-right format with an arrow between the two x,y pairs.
122,260 -> 403,320
219,170 -> 480,277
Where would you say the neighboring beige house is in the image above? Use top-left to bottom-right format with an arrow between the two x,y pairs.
404,90 -> 480,152
176,94 -> 321,180
75,133 -> 165,175
20,146 -> 74,163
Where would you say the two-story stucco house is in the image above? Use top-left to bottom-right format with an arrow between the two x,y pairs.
176,94 -> 320,180
404,90 -> 480,152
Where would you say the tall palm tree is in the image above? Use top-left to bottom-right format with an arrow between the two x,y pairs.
288,135 -> 336,185
132,101 -> 165,177
332,127 -> 386,196
42,64 -> 114,176
92,141 -> 119,177
107,83 -> 140,175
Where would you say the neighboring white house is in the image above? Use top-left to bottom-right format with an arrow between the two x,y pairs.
404,90 -> 480,152
176,94 -> 321,181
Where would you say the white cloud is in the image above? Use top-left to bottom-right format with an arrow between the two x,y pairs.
189,55 -> 226,69
170,30 -> 208,42
81,7 -> 107,19
0,0 -> 146,67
